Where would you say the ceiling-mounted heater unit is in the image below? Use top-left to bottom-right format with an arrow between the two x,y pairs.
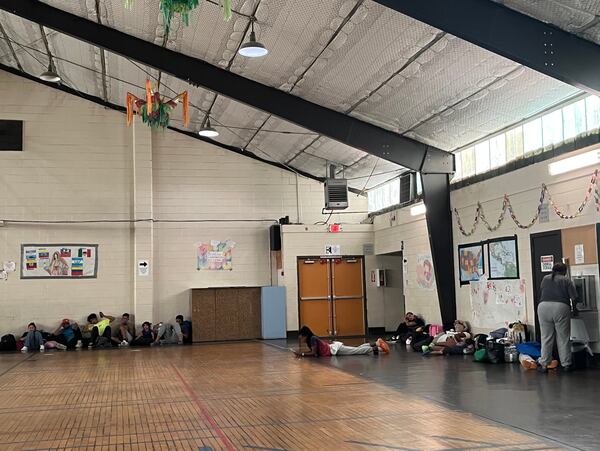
324,164 -> 349,210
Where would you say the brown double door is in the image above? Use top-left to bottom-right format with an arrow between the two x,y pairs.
298,257 -> 366,337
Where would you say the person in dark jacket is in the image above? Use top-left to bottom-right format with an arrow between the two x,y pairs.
537,263 -> 578,372
391,312 -> 425,342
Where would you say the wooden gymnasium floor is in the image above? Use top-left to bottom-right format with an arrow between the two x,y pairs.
0,342 -> 564,451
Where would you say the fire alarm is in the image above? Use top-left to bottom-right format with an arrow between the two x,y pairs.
328,223 -> 342,233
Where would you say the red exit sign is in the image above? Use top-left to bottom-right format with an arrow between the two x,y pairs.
328,223 -> 342,233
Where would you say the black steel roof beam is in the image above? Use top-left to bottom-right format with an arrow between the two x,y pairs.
372,0 -> 600,96
0,0 -> 452,175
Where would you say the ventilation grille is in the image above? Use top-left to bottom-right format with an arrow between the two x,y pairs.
324,178 -> 348,210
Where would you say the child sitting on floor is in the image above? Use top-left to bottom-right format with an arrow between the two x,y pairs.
132,322 -> 155,347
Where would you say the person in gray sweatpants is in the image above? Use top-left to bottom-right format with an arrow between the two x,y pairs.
537,263 -> 578,372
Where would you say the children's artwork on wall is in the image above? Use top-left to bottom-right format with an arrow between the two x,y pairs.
197,240 -> 236,271
458,243 -> 484,285
416,254 -> 435,289
21,244 -> 98,279
470,276 -> 527,329
488,236 -> 519,280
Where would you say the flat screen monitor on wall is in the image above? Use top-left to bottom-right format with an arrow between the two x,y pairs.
0,120 -> 23,151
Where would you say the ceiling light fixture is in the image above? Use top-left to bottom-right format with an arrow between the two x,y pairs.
548,147 -> 600,176
238,18 -> 268,58
39,63 -> 61,83
410,203 -> 426,216
198,118 -> 219,138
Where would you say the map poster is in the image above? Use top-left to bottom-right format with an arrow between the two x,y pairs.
21,244 -> 98,279
458,243 -> 484,285
416,254 -> 435,289
488,236 -> 519,280
197,240 -> 236,271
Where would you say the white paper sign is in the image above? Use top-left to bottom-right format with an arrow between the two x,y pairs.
325,244 -> 341,256
138,259 -> 150,276
575,244 -> 585,264
3,261 -> 15,272
540,255 -> 554,272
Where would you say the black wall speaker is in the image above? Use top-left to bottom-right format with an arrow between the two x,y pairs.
269,224 -> 281,251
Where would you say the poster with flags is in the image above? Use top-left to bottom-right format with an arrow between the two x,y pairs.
21,244 -> 98,279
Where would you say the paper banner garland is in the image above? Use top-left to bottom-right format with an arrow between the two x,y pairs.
454,169 -> 599,236
126,80 -> 188,129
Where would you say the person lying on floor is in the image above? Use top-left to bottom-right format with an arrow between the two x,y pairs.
391,312 -> 425,343
48,319 -> 84,349
293,325 -> 389,357
152,316 -> 185,345
422,332 -> 474,355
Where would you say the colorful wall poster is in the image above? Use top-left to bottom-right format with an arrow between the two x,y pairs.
21,244 -> 98,279
416,254 -> 435,289
488,236 -> 519,279
470,276 -> 527,329
458,243 -> 484,285
197,240 -> 236,271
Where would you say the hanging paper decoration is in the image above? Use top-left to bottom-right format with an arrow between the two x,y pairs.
160,0 -> 200,33
124,0 -> 232,25
126,80 -> 189,129
454,170 -> 599,236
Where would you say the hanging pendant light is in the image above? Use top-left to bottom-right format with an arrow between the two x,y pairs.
238,18 -> 268,58
198,117 -> 219,138
39,62 -> 61,83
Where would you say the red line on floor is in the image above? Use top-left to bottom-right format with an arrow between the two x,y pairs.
172,364 -> 236,451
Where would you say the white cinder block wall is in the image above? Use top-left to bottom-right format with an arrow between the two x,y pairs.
0,70 -> 369,335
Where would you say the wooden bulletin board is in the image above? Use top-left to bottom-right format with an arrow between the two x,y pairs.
561,225 -> 597,265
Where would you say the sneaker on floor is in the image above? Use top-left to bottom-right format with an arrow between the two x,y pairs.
75,340 -> 83,349
120,340 -> 129,347
39,345 -> 45,352
55,343 -> 67,350
547,359 -> 559,370
520,358 -> 537,370
376,338 -> 389,354
88,343 -> 94,349
21,346 -> 28,353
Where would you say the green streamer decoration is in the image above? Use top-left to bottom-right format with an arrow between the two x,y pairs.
221,0 -> 232,21
160,0 -> 200,33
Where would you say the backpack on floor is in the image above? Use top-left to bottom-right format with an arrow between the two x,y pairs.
0,334 -> 16,351
473,334 -> 488,350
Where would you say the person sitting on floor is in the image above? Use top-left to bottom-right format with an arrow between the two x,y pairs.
21,322 -> 44,353
391,312 -> 426,343
152,317 -> 185,346
131,322 -> 155,346
111,313 -> 133,347
85,312 -> 113,348
293,325 -> 389,357
422,332 -> 474,355
176,315 -> 193,344
48,319 -> 83,349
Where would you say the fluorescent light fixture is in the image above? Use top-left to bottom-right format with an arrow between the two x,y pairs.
238,19 -> 268,58
548,148 -> 600,175
198,118 -> 219,138
410,203 -> 426,216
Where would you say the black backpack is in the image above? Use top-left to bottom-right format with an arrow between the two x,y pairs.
473,334 -> 488,350
0,334 -> 16,351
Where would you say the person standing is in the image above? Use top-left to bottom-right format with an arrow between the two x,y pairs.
537,263 -> 578,372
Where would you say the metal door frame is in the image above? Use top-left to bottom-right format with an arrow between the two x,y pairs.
297,255 -> 368,337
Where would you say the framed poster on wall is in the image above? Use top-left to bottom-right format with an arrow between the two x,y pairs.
458,243 -> 484,285
487,236 -> 519,280
21,244 -> 98,279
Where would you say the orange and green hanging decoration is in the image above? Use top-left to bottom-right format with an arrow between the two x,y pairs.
126,80 -> 189,129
